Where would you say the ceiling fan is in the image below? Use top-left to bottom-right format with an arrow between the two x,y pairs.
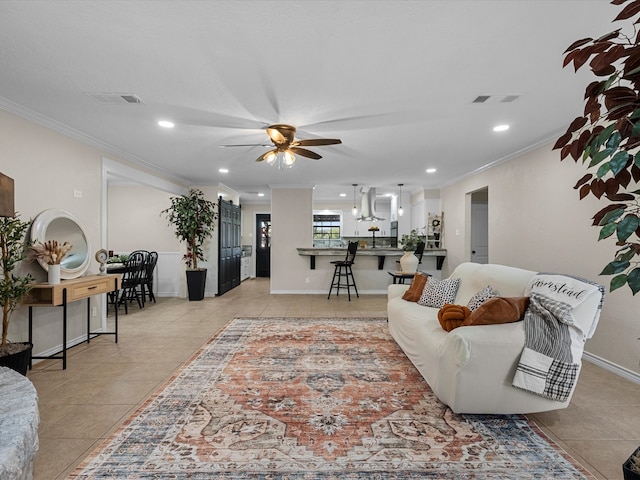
224,124 -> 342,168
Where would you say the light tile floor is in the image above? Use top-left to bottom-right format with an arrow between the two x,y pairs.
26,278 -> 639,479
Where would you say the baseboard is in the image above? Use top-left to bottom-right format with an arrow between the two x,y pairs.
270,289 -> 388,295
583,351 -> 640,385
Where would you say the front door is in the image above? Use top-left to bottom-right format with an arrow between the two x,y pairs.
255,214 -> 271,277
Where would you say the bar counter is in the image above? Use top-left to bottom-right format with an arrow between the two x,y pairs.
297,247 -> 446,270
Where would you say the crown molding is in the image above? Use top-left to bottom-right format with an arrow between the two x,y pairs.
0,95 -> 189,187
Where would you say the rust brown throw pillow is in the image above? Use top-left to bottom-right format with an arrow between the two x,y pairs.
401,272 -> 429,302
438,303 -> 471,332
462,296 -> 530,327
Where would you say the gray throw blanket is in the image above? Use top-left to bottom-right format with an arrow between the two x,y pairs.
513,274 -> 604,402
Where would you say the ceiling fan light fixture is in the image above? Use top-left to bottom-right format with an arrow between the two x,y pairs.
264,151 -> 277,165
283,150 -> 296,167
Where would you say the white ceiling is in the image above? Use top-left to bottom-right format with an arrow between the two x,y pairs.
0,1 -> 619,202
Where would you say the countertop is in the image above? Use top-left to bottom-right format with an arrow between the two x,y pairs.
297,247 -> 446,256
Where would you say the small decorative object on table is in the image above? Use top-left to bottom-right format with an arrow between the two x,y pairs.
95,249 -> 108,275
400,229 -> 422,273
368,225 -> 379,248
28,240 -> 72,285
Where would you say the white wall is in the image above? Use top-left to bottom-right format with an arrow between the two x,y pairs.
441,141 -> 640,375
107,185 -> 183,297
270,187 -> 313,293
0,108 -> 186,361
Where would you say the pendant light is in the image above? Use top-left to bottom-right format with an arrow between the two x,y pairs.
352,184 -> 358,216
398,183 -> 404,217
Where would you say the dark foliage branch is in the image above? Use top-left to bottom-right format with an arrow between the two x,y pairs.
555,0 -> 640,295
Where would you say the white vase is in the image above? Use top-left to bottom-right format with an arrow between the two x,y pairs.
48,264 -> 61,285
400,251 -> 419,273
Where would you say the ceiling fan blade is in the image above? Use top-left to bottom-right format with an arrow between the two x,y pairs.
290,147 -> 322,160
266,127 -> 287,145
220,143 -> 271,148
293,138 -> 342,147
256,149 -> 277,162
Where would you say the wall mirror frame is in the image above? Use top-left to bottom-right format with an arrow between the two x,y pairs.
31,209 -> 91,279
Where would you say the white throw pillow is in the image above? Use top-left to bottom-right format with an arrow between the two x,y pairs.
417,277 -> 461,308
467,285 -> 500,312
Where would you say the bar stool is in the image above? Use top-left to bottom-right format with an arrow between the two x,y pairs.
328,241 -> 359,301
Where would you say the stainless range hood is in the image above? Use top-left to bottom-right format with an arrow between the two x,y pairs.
357,187 -> 385,222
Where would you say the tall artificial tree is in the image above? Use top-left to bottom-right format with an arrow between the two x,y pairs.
161,189 -> 218,270
555,0 -> 640,295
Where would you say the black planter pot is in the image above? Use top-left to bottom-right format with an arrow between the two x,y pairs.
624,446 -> 640,480
0,342 -> 32,376
186,269 -> 207,301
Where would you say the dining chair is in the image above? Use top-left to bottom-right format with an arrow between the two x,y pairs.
108,251 -> 146,314
142,251 -> 158,303
129,250 -> 150,306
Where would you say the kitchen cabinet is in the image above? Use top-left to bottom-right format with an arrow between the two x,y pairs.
241,257 -> 251,281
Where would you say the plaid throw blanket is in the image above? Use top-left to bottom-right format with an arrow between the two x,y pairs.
512,274 -> 604,402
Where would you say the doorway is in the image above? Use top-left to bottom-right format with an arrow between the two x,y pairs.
470,188 -> 489,264
255,214 -> 271,277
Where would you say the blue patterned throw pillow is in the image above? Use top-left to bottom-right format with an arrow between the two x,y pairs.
417,277 -> 461,308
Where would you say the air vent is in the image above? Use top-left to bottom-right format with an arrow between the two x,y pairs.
86,93 -> 144,104
472,94 -> 520,104
472,95 -> 491,103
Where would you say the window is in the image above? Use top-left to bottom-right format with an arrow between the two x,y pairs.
313,214 -> 341,247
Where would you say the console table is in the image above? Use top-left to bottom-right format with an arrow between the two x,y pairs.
22,274 -> 121,369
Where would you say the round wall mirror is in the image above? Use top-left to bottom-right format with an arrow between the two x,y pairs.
31,209 -> 91,279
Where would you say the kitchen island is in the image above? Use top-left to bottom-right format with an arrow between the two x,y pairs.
297,247 -> 446,270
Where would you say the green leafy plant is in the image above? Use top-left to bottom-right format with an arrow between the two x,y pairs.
401,229 -> 423,252
161,189 -> 218,269
554,0 -> 640,295
0,214 -> 34,352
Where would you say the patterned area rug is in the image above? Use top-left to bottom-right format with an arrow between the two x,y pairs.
70,317 -> 594,479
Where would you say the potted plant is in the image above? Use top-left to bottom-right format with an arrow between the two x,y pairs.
0,214 -> 34,375
161,188 -> 218,301
399,229 -> 423,273
28,239 -> 72,284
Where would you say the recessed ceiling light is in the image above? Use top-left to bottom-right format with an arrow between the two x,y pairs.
340,193 -> 346,197
426,168 -> 437,174
158,120 -> 174,128
219,168 -> 229,173
258,193 -> 265,197
493,124 -> 509,132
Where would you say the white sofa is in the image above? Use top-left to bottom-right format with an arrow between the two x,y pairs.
387,262 -> 603,414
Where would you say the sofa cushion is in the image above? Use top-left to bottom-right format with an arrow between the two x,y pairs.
401,272 -> 429,302
450,263 -> 536,305
467,285 -> 500,311
417,277 -> 461,308
462,296 -> 530,327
